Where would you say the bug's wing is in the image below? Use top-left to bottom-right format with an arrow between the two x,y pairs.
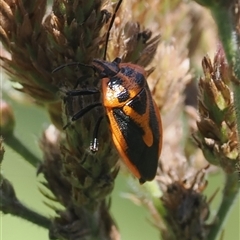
109,88 -> 162,182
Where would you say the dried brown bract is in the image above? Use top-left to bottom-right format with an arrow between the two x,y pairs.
160,165 -> 211,240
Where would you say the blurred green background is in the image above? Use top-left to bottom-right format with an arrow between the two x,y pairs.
1,91 -> 240,240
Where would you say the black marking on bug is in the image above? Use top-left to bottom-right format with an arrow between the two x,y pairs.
117,89 -> 130,103
108,76 -> 123,88
120,67 -> 145,88
108,76 -> 130,103
112,87 -> 160,181
126,88 -> 147,115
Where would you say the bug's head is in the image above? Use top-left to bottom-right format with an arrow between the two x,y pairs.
92,57 -> 122,78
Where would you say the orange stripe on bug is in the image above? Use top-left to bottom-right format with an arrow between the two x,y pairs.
52,0 -> 163,184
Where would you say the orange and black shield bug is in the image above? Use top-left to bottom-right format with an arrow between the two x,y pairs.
53,0 -> 163,184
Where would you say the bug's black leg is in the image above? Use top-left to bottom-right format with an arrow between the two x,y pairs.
90,116 -> 104,152
63,102 -> 102,130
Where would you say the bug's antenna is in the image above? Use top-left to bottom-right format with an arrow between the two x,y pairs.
52,62 -> 80,73
103,0 -> 123,60
52,62 -> 94,73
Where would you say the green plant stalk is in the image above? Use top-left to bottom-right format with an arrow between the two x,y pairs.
4,134 -> 41,167
1,176 -> 51,229
5,200 -> 51,229
211,5 -> 240,151
208,172 -> 239,240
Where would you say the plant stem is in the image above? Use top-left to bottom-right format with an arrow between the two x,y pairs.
199,3 -> 240,238
4,134 -> 41,167
1,177 -> 51,229
208,173 -> 240,240
8,200 -> 51,229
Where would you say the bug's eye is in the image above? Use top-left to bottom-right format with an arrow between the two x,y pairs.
120,66 -> 134,75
